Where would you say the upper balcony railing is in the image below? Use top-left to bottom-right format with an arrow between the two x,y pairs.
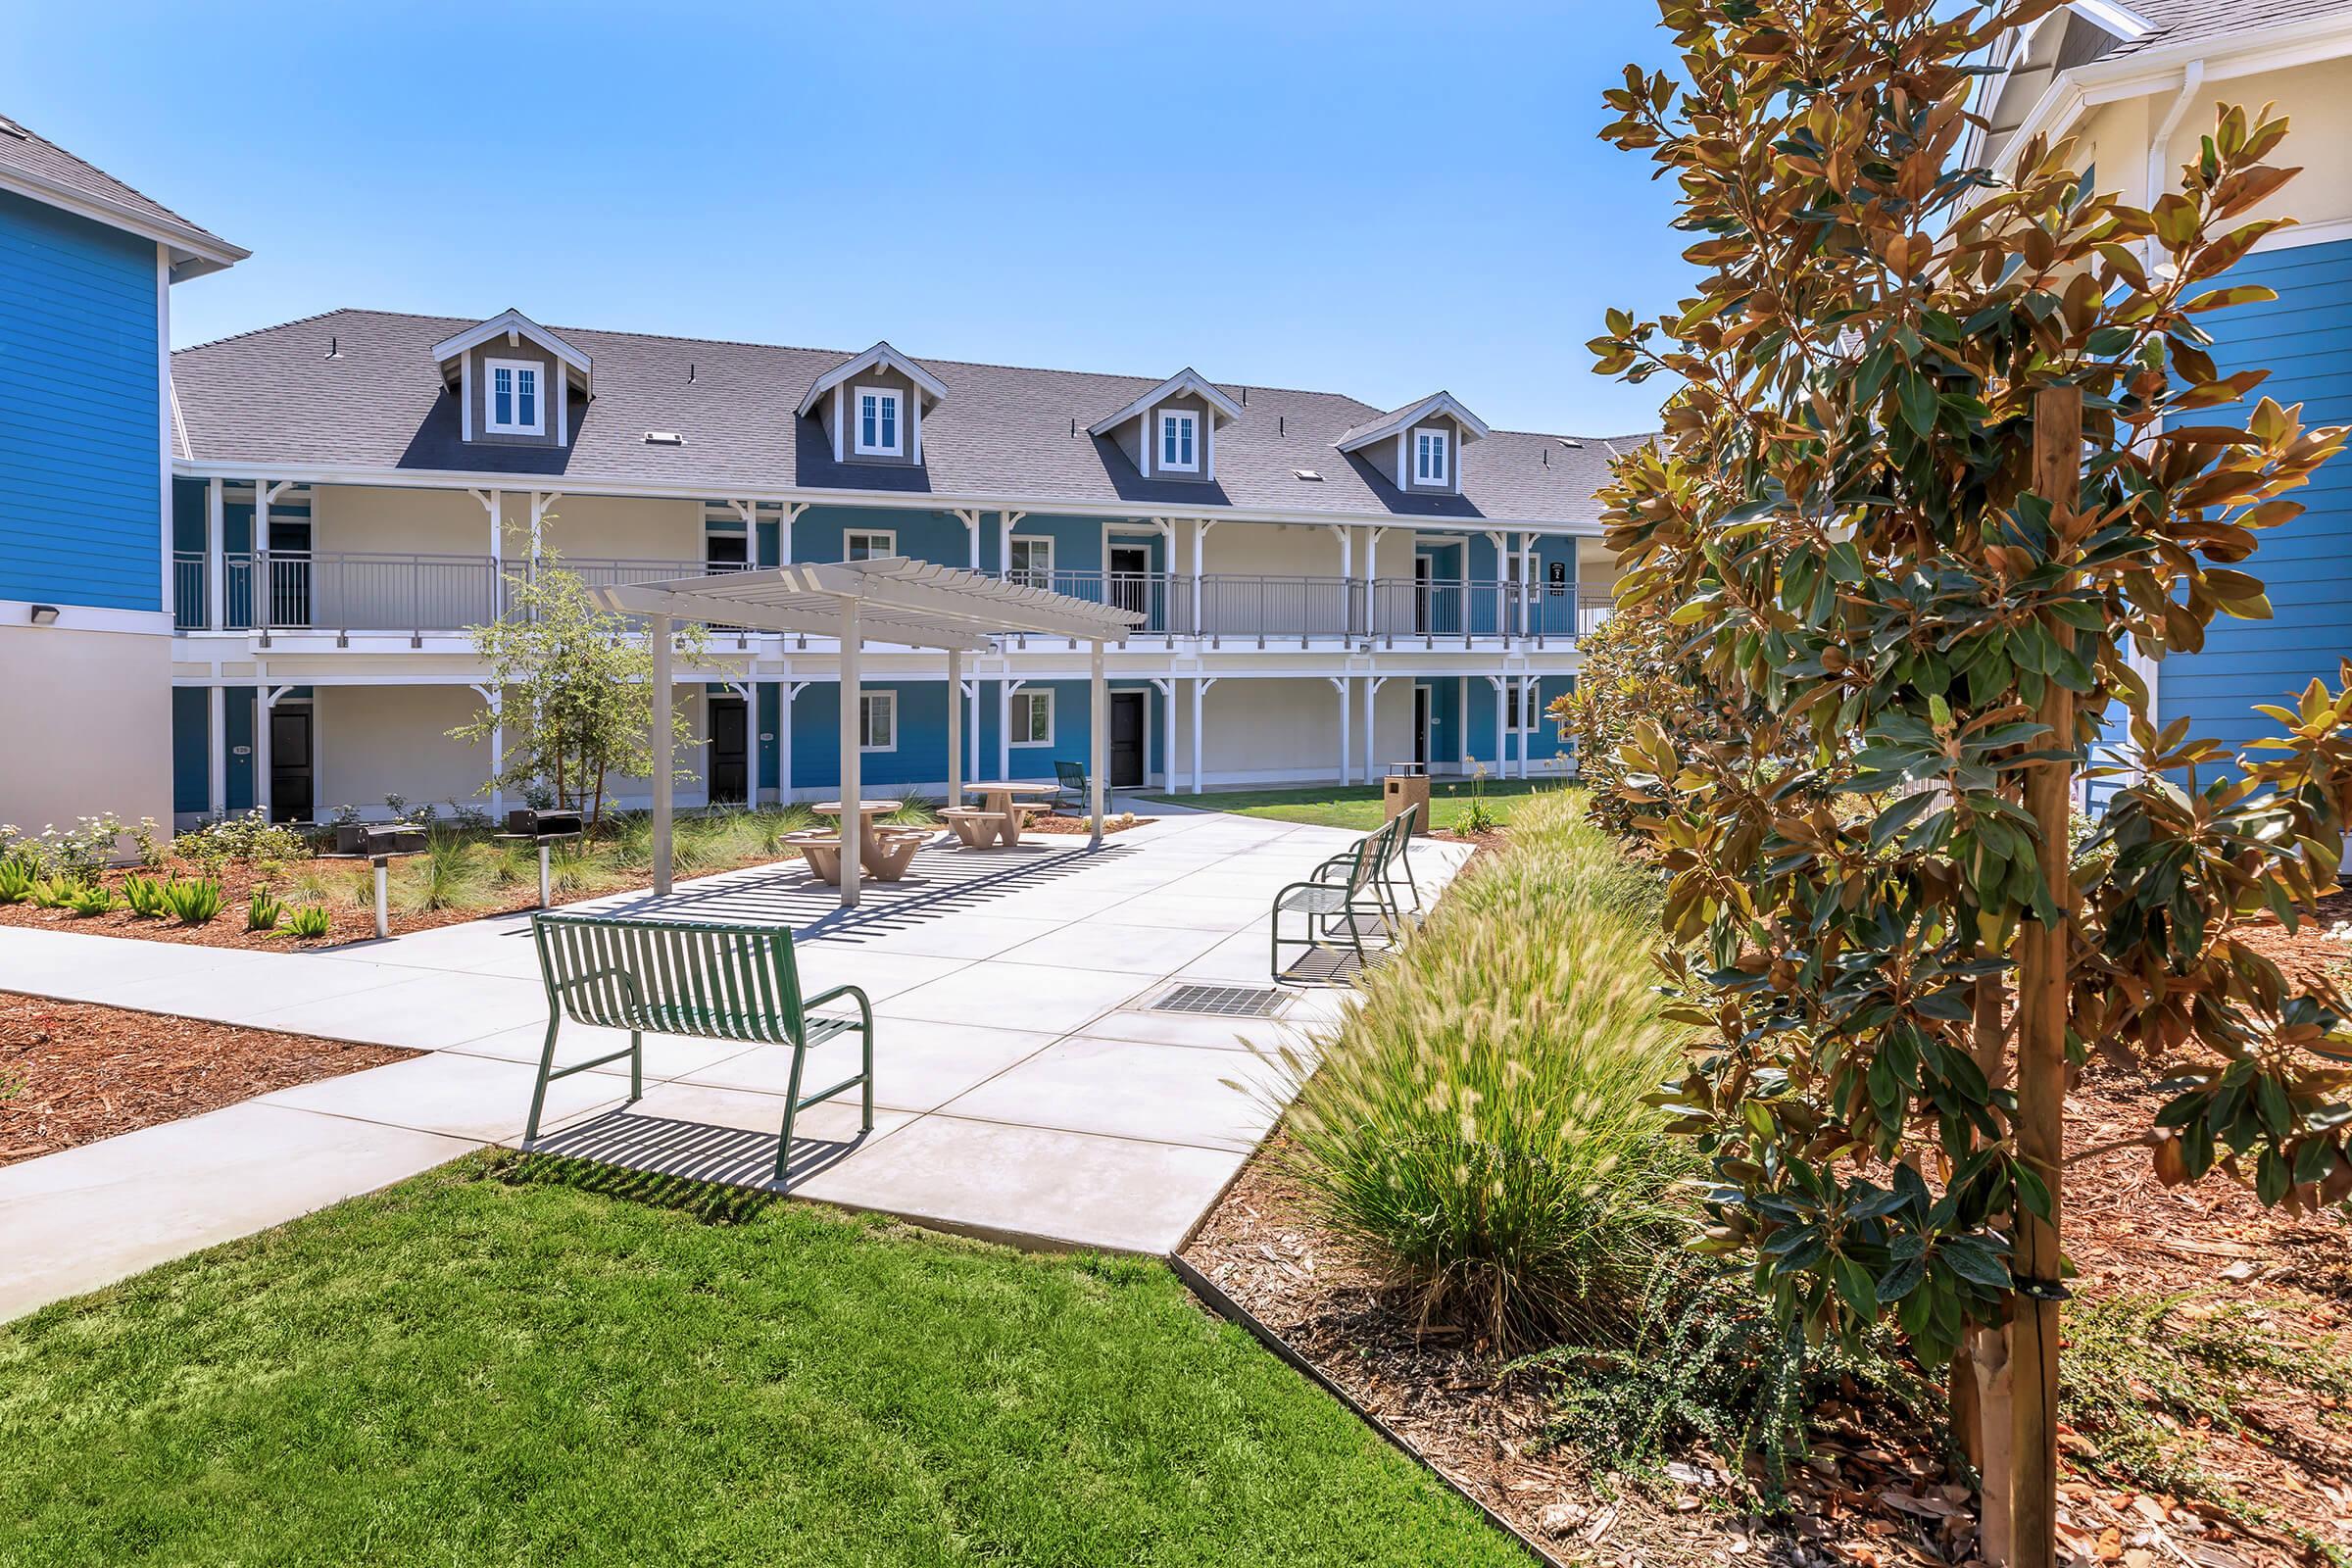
172,551 -> 1614,646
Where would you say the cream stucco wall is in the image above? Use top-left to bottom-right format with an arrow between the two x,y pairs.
1177,676 -> 1419,784
2072,57 -> 2352,224
311,486 -> 705,565
0,624 -> 172,844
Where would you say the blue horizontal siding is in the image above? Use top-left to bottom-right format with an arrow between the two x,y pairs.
0,189 -> 162,612
2157,234 -> 2352,760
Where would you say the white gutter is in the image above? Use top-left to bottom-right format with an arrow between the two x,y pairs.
167,458 -> 1611,536
2144,57 -> 2205,257
0,169 -> 248,279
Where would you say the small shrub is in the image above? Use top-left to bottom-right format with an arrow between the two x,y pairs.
177,808 -> 306,872
1448,763 -> 1499,836
282,904 -> 332,940
121,872 -> 171,918
446,800 -> 495,831
0,858 -> 34,905
163,876 -> 225,925
247,888 -> 285,932
884,790 -> 937,826
28,877 -> 74,909
1272,788 -> 1694,1346
64,883 -> 115,917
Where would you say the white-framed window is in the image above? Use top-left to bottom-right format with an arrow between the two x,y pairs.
1157,410 -> 1200,472
844,529 -> 896,562
1412,425 -> 1450,486
1008,535 -> 1054,585
854,385 -> 905,456
484,358 -> 544,435
858,690 -> 898,751
1009,688 -> 1054,746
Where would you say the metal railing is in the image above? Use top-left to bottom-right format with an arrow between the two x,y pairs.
171,550 -> 1614,646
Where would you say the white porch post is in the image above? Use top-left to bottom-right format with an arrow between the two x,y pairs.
1331,675 -> 1351,787
1363,674 -> 1381,782
1363,527 -> 1382,640
1191,676 -> 1213,794
838,598 -> 862,908
965,679 -> 980,782
955,509 -> 982,571
778,680 -> 807,805
1088,639 -> 1107,847
253,687 -> 273,820
651,613 -> 674,897
1192,518 -> 1215,637
205,477 -> 225,630
470,683 -> 505,817
1489,675 -> 1508,780
1152,677 -> 1174,791
945,646 -> 963,808
207,684 -> 227,816
999,679 -> 1019,783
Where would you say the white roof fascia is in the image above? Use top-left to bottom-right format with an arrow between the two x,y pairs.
1086,368 -> 1245,436
795,340 -> 951,417
430,310 -> 593,390
0,168 -> 248,279
1334,392 -> 1494,454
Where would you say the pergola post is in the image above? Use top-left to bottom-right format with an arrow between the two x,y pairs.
946,646 -> 963,808
1089,639 -> 1107,847
651,612 -> 674,896
839,597 -> 862,907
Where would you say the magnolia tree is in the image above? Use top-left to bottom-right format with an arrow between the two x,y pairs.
452,564 -> 721,825
1592,2 -> 2352,1562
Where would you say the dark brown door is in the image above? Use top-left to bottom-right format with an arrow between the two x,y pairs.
270,707 -> 314,823
1109,691 -> 1147,789
709,697 -> 749,805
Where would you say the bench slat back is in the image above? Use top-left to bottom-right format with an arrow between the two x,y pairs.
532,913 -> 809,1046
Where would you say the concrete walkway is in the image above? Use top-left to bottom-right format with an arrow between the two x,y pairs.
1,805 -> 1471,1321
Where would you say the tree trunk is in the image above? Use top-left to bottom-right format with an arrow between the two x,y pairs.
2009,384 -> 2082,1568
1960,967 -> 2016,1565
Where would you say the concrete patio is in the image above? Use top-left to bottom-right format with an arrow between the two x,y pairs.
0,804 -> 1472,1321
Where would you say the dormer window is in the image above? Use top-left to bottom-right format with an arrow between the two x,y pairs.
1158,410 -> 1200,472
855,386 -> 904,457
486,360 -> 543,435
1413,426 -> 1449,486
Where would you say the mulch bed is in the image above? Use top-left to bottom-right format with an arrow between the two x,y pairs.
1021,811 -> 1152,836
0,991 -> 416,1166
1186,976 -> 2352,1568
0,855 -> 520,952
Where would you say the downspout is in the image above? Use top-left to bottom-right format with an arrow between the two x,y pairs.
2143,60 -> 2205,270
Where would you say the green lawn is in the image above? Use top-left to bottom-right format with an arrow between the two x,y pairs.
0,1154 -> 1525,1567
1147,777 -> 1572,832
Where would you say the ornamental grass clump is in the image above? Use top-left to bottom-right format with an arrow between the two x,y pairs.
1274,789 -> 1696,1347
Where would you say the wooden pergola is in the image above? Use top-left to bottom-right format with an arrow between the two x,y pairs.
593,558 -> 1145,907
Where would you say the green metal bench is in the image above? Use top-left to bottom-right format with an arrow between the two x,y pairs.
1269,806 -> 1421,980
526,911 -> 874,1189
1053,759 -> 1090,811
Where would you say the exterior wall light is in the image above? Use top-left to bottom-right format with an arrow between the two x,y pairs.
27,605 -> 59,625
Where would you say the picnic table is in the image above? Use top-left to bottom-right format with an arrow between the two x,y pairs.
812,801 -> 914,876
945,781 -> 1059,848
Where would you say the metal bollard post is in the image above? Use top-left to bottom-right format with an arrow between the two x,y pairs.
372,856 -> 390,939
538,841 -> 551,908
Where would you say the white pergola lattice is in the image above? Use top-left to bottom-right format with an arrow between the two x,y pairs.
593,558 -> 1145,907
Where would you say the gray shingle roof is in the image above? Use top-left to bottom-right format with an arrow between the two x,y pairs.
172,309 -> 1642,526
2087,0 -> 2352,58
0,113 -> 243,267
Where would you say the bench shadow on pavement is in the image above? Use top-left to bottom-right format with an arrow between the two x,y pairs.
526,1106 -> 871,1193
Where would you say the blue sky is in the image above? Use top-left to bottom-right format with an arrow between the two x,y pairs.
10,1 -> 1689,436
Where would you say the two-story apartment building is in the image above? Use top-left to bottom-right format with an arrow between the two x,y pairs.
0,119 -> 243,834
1976,0 -> 2352,763
167,309 -> 1642,822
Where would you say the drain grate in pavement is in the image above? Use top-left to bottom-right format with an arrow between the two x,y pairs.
1151,983 -> 1294,1019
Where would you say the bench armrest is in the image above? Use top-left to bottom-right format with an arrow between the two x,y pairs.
804,983 -> 874,1032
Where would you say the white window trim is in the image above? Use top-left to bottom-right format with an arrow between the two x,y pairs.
843,528 -> 897,562
1411,425 -> 1450,487
859,690 -> 898,753
483,358 -> 547,436
1008,533 -> 1054,581
1009,687 -> 1055,748
852,384 -> 906,457
1157,409 -> 1200,473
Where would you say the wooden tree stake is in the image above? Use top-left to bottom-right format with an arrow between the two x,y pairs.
2011,382 -> 2082,1568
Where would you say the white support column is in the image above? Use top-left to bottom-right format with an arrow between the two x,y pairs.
1191,517 -> 1214,637
780,502 -> 805,566
954,509 -> 983,571
1517,533 -> 1533,637
1000,679 -> 1024,783
207,684 -> 227,817
1328,524 -> 1353,638
1088,640 -> 1107,848
1488,675 -> 1508,781
470,683 -> 505,817
1363,526 -> 1383,640
1191,676 -> 1215,794
778,680 -> 808,805
1364,674 -> 1383,783
838,598 -> 863,908
205,477 -> 225,630
946,646 -> 964,808
255,684 -> 290,821
1151,677 -> 1174,791
1330,675 -> 1351,787
651,613 -> 674,897
964,679 -> 980,783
